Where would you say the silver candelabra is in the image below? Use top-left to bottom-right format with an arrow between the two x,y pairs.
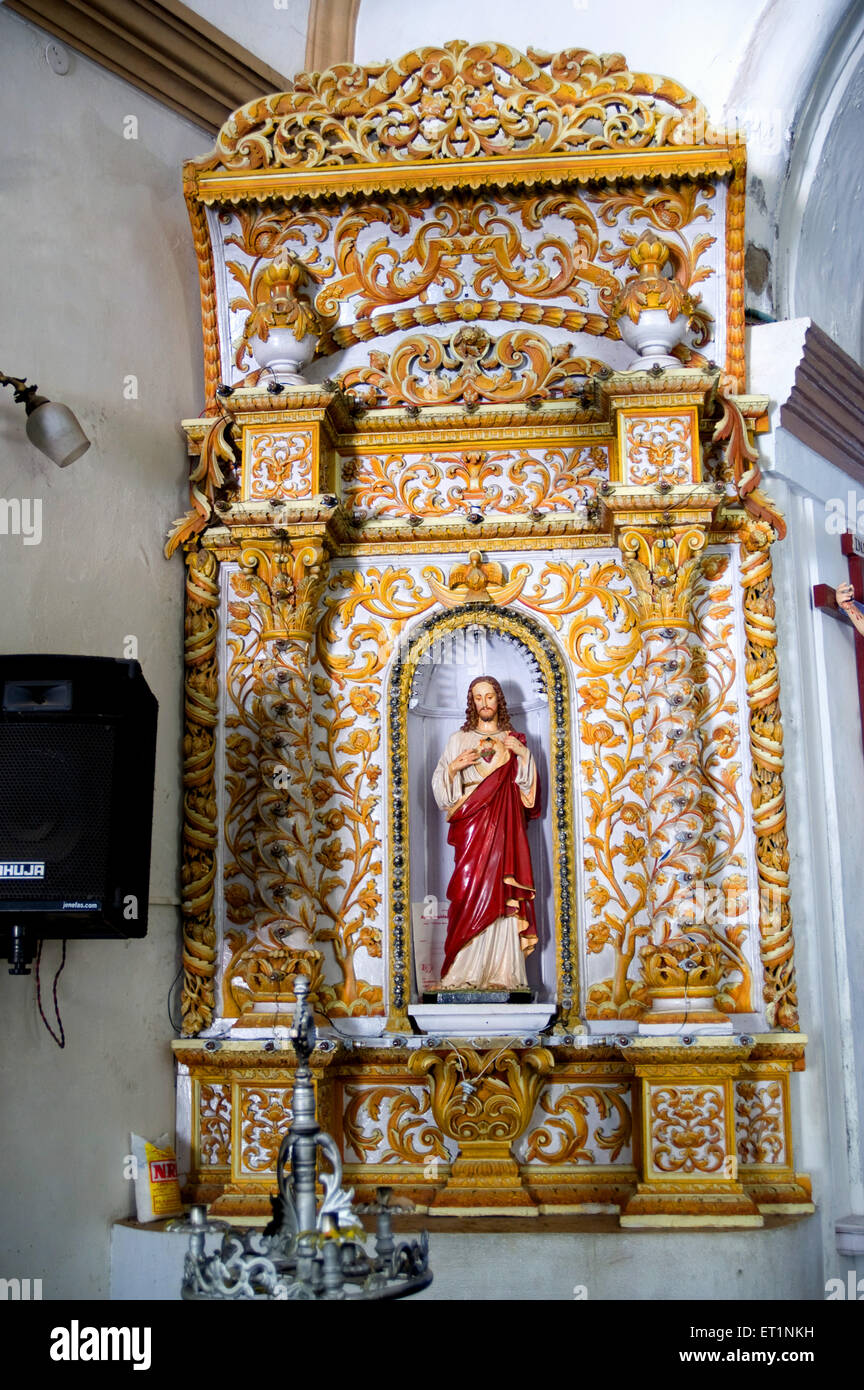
179,978 -> 432,1300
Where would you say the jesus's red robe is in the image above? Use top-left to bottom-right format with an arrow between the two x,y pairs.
441,738 -> 541,982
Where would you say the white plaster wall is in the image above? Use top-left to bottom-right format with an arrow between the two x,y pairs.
187,0 -> 310,78
749,322 -> 864,1286
723,0 -> 854,321
110,1218 -> 826,1299
0,8 -> 208,1299
355,0 -> 770,121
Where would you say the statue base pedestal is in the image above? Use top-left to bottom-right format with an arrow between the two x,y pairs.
409,1001 -> 556,1037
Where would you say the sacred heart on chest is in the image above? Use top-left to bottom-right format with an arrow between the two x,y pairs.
478,738 -> 497,763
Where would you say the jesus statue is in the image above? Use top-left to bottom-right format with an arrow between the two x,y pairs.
431,676 -> 541,991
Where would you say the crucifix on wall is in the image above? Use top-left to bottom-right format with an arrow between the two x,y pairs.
813,530 -> 864,752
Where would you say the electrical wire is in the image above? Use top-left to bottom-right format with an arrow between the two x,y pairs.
166,964 -> 184,1034
35,938 -> 67,1048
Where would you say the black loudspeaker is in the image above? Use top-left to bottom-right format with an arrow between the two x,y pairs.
0,655 -> 158,970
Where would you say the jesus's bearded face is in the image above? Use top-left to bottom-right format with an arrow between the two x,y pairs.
472,681 -> 498,727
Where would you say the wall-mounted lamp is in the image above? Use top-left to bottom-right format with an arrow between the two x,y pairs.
0,371 -> 91,467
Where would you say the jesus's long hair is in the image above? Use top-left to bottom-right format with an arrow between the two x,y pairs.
461,676 -> 514,733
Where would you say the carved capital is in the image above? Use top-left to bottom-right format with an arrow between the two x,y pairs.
239,538 -> 329,645
409,1046 -> 553,1147
619,524 -> 707,628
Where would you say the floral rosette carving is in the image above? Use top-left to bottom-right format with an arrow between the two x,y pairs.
650,1085 -> 726,1175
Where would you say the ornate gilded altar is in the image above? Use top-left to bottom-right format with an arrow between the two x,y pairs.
170,42 -> 812,1226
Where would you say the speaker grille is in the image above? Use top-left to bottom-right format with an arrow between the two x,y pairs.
0,724 -> 115,901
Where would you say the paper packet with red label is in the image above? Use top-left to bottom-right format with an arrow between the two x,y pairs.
130,1131 -> 184,1223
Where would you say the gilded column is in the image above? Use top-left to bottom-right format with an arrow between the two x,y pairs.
231,537 -> 330,1023
739,521 -> 798,1029
181,547 -> 220,1035
616,520 -> 725,1023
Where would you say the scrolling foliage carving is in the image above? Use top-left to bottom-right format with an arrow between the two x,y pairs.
197,42 -> 713,174
217,183 -> 718,379
339,327 -> 599,407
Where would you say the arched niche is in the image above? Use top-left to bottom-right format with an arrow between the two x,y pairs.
384,603 -> 578,1033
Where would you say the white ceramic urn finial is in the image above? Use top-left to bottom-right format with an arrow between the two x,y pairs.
246,256 -> 323,385
612,239 -> 694,369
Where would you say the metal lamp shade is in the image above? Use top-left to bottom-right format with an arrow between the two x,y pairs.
25,400 -> 90,467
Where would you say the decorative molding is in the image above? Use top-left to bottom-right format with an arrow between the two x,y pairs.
304,0 -> 359,74
777,321 -> 864,484
183,41 -> 743,405
340,328 -> 601,410
5,0 -> 291,134
193,40 -> 733,178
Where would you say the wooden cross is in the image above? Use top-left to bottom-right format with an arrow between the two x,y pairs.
813,530 -> 864,752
